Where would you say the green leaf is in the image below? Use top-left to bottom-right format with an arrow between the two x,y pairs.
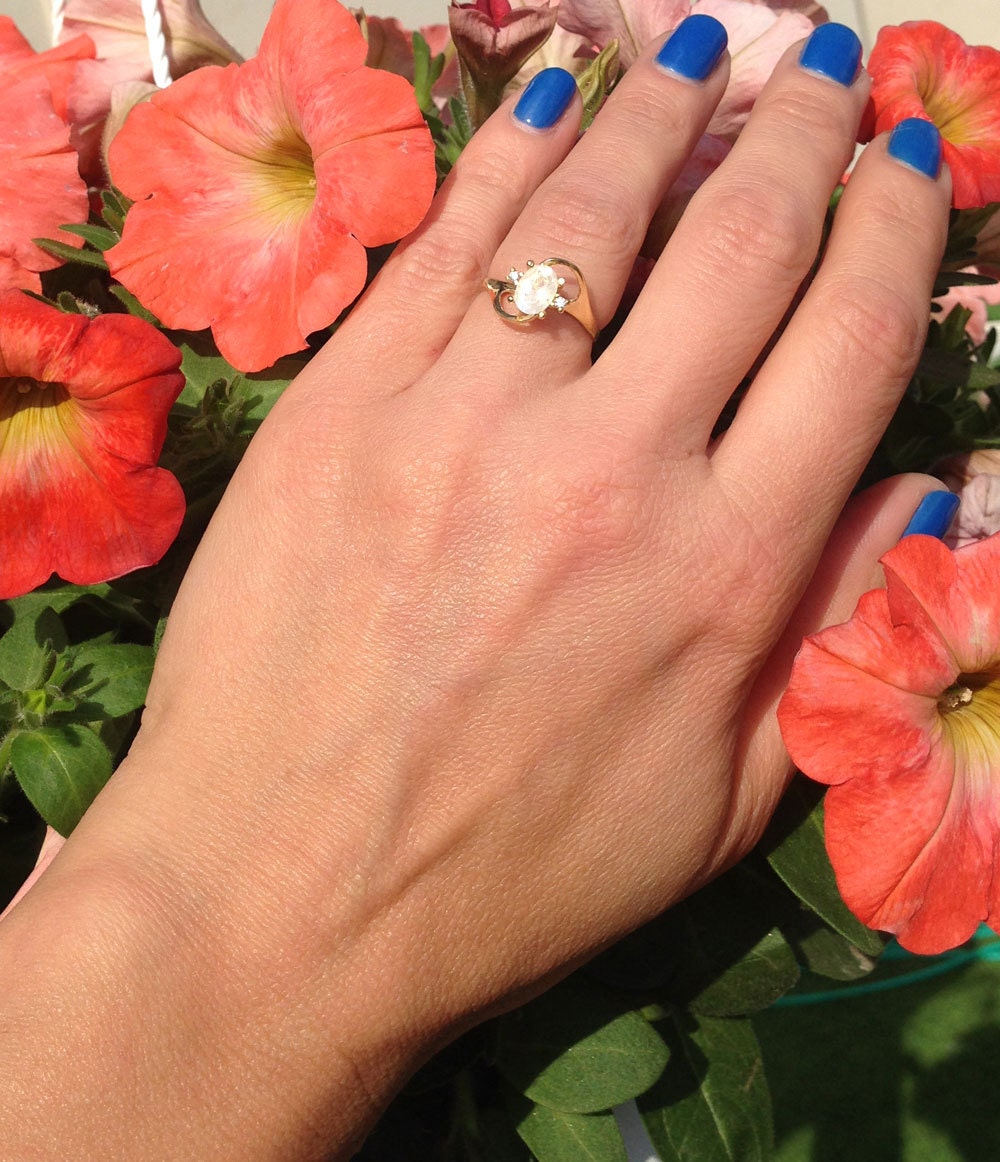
109,284 -> 161,324
11,724 -> 113,835
0,608 -> 66,691
66,643 -> 154,717
173,329 -> 301,419
100,187 -> 132,235
32,236 -> 109,269
576,39 -> 620,130
783,917 -> 880,982
764,779 -> 884,957
639,1013 -> 771,1162
516,1104 -> 628,1162
58,222 -> 120,251
687,928 -> 799,1018
495,978 -> 669,1113
588,862 -> 798,1013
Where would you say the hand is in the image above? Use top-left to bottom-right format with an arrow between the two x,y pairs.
0,23 -> 950,1160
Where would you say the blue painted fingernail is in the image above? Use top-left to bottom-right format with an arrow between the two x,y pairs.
887,117 -> 943,179
901,491 -> 960,539
513,67 -> 578,129
799,23 -> 863,87
655,14 -> 728,82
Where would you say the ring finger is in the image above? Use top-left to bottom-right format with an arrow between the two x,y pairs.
446,15 -> 732,383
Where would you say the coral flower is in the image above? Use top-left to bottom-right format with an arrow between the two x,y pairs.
0,75 -> 89,294
0,291 -> 185,599
106,0 -> 436,373
0,15 -> 94,121
778,533 -> 1000,954
867,22 -> 1000,210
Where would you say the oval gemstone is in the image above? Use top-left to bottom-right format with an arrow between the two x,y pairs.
513,264 -> 559,315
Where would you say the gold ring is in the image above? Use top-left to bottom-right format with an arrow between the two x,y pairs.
485,258 -> 597,339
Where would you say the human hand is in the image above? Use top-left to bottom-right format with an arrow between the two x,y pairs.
0,18 -> 951,1159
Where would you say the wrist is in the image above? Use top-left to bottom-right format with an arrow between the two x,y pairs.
0,774 -> 436,1160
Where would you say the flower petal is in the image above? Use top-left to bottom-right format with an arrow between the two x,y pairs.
881,532 -> 1000,675
824,731 -> 1000,954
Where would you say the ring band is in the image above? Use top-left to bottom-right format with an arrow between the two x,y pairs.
485,258 -> 598,339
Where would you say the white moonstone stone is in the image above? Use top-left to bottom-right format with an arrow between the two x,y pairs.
513,264 -> 559,316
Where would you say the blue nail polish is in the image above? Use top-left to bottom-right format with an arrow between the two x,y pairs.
655,14 -> 727,83
887,117 -> 943,180
513,68 -> 577,129
799,23 -> 862,87
901,491 -> 960,539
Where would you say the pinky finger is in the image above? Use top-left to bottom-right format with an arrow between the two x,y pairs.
716,118 -> 951,538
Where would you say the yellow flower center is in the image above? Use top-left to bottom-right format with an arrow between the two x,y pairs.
0,378 -> 79,494
252,130 -> 318,222
937,670 -> 1000,772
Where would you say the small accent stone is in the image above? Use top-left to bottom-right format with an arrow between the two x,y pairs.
513,263 -> 560,316
553,295 -> 568,310
508,268 -> 520,282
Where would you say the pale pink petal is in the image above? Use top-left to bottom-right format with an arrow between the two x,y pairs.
0,827 -> 66,920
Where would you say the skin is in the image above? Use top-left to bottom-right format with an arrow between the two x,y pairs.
0,32 -> 950,1161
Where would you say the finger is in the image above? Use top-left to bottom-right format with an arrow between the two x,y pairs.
716,119 -> 951,532
586,24 -> 868,447
302,69 -> 583,400
442,15 -> 732,385
731,474 -> 948,846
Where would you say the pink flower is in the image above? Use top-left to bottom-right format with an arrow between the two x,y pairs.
868,22 -> 1000,210
60,0 -> 240,173
933,266 -> 1000,346
0,291 -> 185,598
556,0 -> 817,137
779,533 -> 1000,954
936,452 -> 1000,550
106,0 -> 436,373
0,827 -> 66,921
359,13 -> 459,105
0,74 -> 89,294
697,0 -> 817,139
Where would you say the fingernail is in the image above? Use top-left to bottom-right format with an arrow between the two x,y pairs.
887,117 -> 943,180
798,23 -> 863,87
655,14 -> 728,83
513,68 -> 578,130
901,491 -> 960,539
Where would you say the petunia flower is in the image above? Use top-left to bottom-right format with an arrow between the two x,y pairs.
359,13 -> 459,106
556,0 -> 817,137
697,0 -> 817,139
867,22 -> 1000,210
106,0 -> 436,373
778,533 -> 1000,954
932,264 -> 1000,346
0,74 -> 89,294
0,291 -> 185,599
936,451 -> 1000,550
61,0 -> 241,171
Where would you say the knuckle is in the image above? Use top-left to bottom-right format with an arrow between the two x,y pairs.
699,180 -> 818,285
529,179 -> 642,258
391,225 -> 490,301
820,273 -> 926,386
